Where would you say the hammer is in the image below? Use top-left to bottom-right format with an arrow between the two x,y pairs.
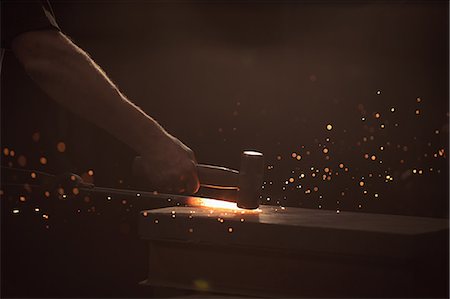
133,151 -> 264,209
2,151 -> 264,210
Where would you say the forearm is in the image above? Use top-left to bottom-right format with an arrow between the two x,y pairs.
11,30 -> 167,154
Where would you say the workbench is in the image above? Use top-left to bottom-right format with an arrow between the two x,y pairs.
139,198 -> 448,297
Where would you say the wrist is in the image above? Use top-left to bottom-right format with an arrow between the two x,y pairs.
133,115 -> 172,155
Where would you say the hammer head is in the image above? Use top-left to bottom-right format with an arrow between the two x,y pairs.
237,151 -> 264,209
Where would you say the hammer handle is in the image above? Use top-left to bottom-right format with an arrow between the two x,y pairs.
197,164 -> 239,189
132,156 -> 239,190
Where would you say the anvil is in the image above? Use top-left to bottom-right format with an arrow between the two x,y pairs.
139,199 -> 448,297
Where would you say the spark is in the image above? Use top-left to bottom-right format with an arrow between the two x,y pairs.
56,142 -> 66,153
32,132 -> 40,142
326,124 -> 333,131
17,155 -> 26,167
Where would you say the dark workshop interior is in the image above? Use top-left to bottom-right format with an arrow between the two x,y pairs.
1,1 -> 449,298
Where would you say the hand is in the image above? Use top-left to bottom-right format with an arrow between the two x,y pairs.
137,133 -> 200,194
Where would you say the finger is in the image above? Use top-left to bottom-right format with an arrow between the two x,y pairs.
185,168 -> 200,194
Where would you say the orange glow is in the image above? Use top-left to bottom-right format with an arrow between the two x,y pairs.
32,132 -> 40,142
17,155 -> 27,167
187,197 -> 261,213
40,157 -> 47,165
189,197 -> 238,209
57,142 -> 66,153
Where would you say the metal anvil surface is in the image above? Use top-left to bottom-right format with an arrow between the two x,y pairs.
139,200 -> 448,297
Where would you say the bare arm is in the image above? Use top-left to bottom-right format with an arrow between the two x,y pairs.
11,30 -> 199,193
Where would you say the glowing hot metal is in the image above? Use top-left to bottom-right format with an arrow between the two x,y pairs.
188,197 -> 261,213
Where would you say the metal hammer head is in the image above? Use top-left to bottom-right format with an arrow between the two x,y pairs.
237,151 -> 264,209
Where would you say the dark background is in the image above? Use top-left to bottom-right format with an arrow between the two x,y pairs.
1,1 -> 449,297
